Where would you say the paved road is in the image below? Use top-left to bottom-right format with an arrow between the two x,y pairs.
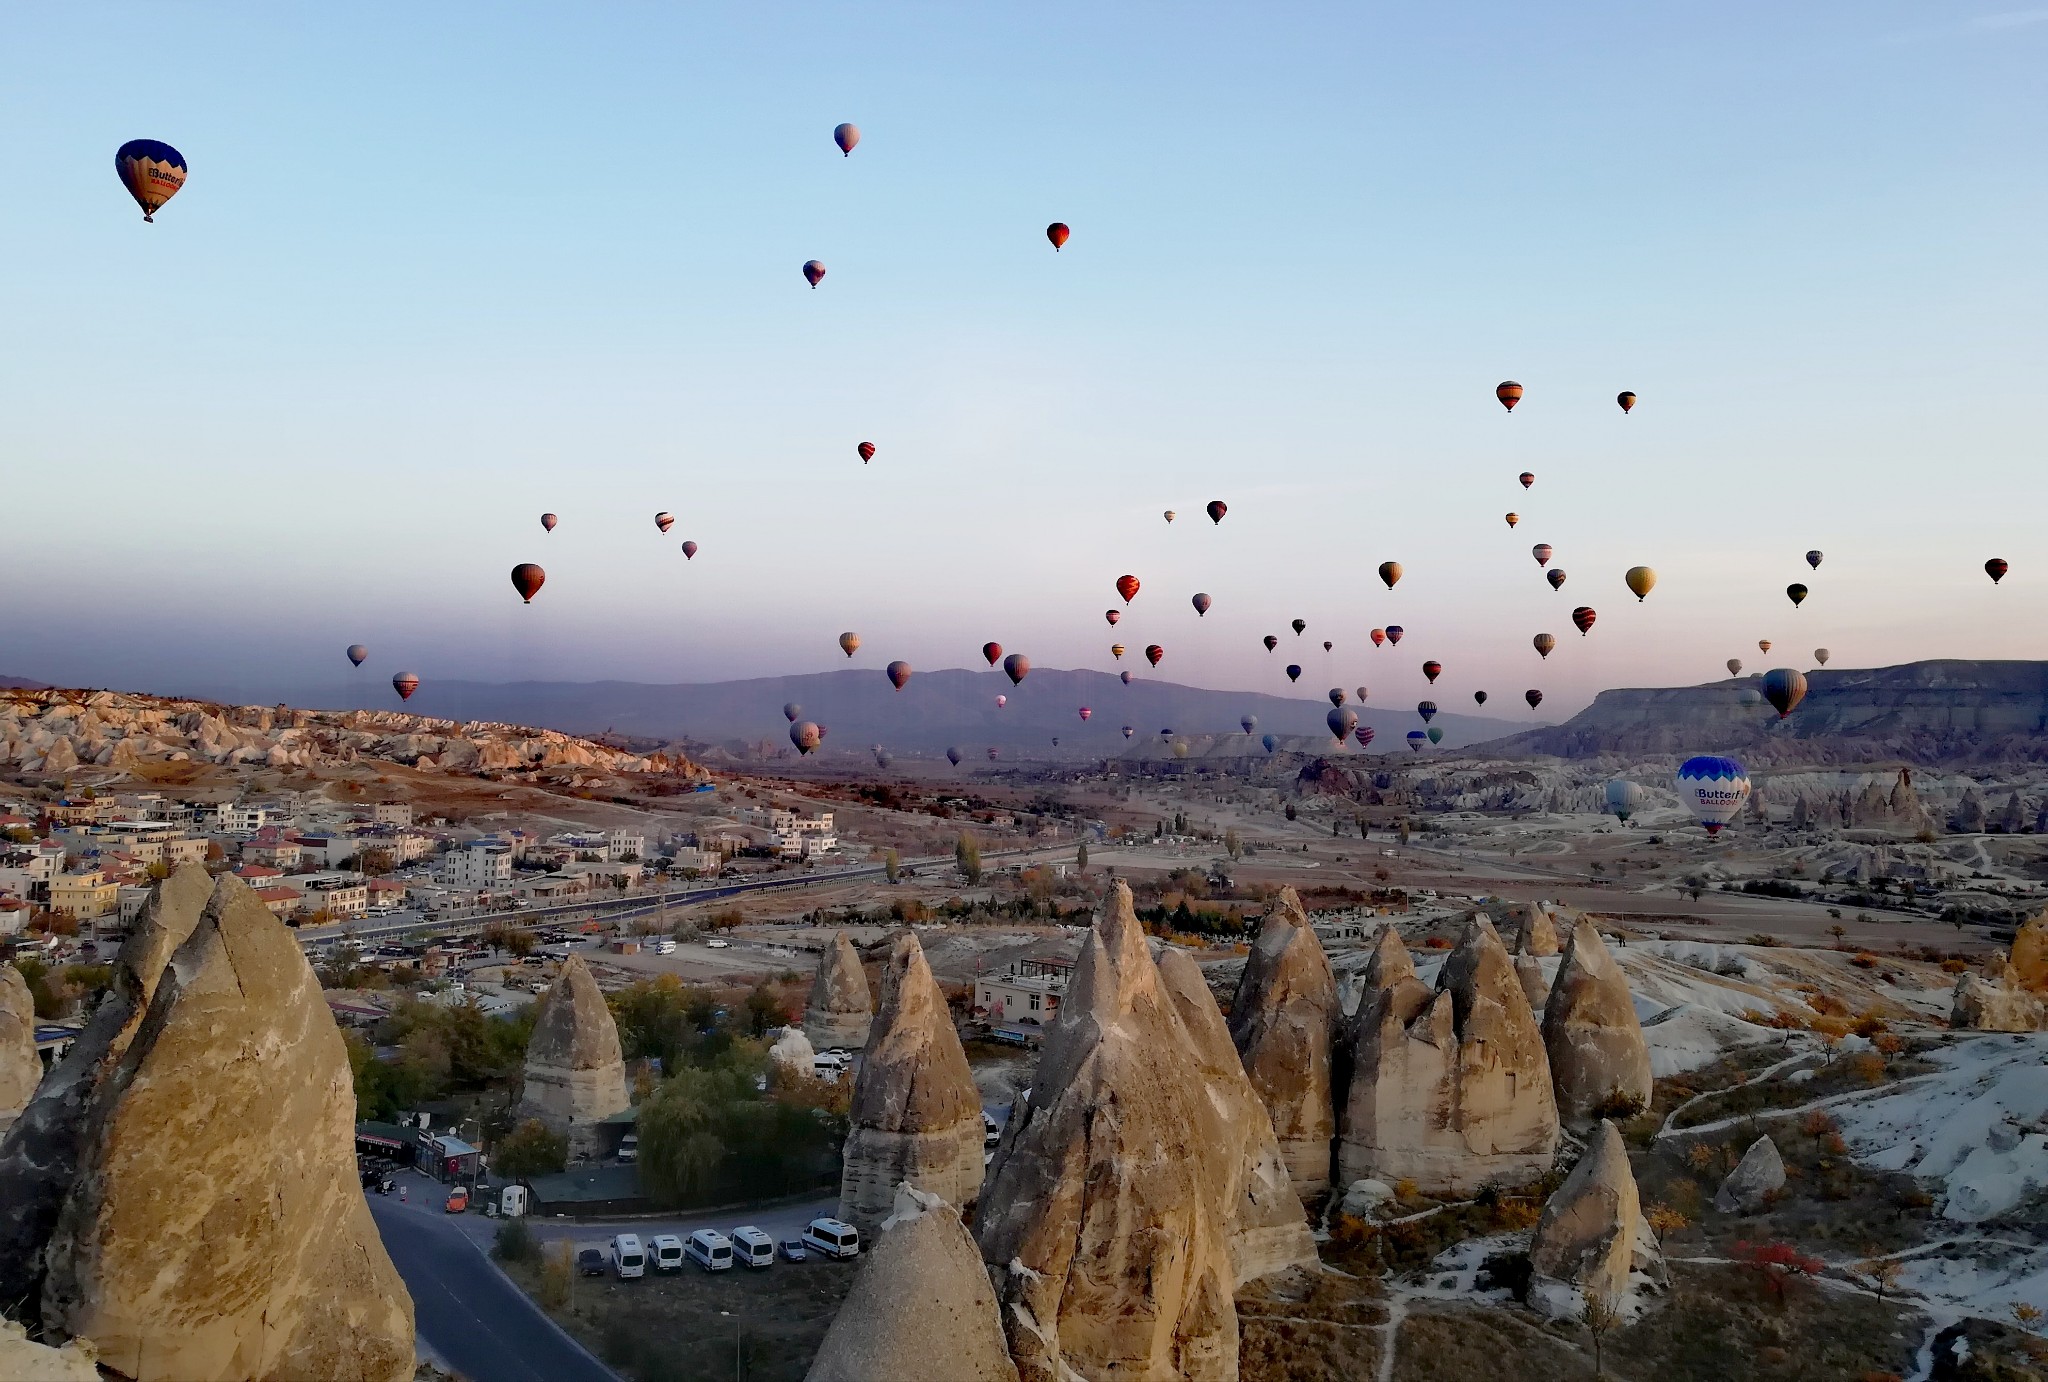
367,1192 -> 617,1382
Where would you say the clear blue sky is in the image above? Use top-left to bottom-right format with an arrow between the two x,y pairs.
2,3 -> 2043,717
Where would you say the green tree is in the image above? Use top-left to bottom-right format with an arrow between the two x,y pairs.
955,833 -> 983,885
1075,841 -> 1089,874
492,1118 -> 568,1178
883,848 -> 900,884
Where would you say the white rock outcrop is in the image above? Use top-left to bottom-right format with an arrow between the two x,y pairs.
519,954 -> 630,1159
1528,1120 -> 1658,1321
805,931 -> 875,1050
1713,1134 -> 1786,1214
769,1026 -> 818,1083
1542,920 -> 1654,1124
1227,887 -> 1338,1200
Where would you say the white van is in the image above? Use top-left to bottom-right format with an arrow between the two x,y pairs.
729,1225 -> 775,1268
610,1234 -> 645,1279
685,1229 -> 734,1272
648,1234 -> 685,1273
800,1217 -> 862,1260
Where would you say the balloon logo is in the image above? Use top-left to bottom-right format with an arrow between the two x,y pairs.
1533,634 -> 1556,659
1003,653 -> 1031,685
803,260 -> 826,288
790,721 -> 822,755
540,513 -> 558,532
1422,660 -> 1442,683
1285,664 -> 1302,683
840,632 -> 861,657
1525,689 -> 1544,709
1192,593 -> 1212,617
1761,668 -> 1807,719
857,442 -> 876,464
1106,611 -> 1121,627
510,563 -> 545,603
1116,574 -> 1140,604
1496,381 -> 1524,412
1677,755 -> 1750,835
1805,550 -> 1823,570
115,139 -> 187,222
834,122 -> 860,156
1547,569 -> 1567,590
1144,644 -> 1164,667
1385,625 -> 1405,645
886,660 -> 912,690
655,512 -> 674,534
1987,558 -> 2009,584
1370,629 -> 1386,647
392,673 -> 420,701
1625,566 -> 1657,602
680,541 -> 698,559
1519,472 -> 1536,489
1787,583 -> 1808,608
1046,222 -> 1070,251
1378,562 -> 1403,590
346,645 -> 367,667
1616,390 -> 1636,414
1206,500 -> 1227,524
983,642 -> 1003,666
1532,544 -> 1553,567
1572,607 -> 1596,635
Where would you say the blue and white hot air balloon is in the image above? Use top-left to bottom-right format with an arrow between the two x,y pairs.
1604,777 -> 1645,824
1260,733 -> 1278,754
1406,729 -> 1428,752
1676,756 -> 1750,835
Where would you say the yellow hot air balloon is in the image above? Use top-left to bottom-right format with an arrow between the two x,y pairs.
1505,512 -> 1519,528
838,632 -> 861,658
1533,633 -> 1556,659
1624,566 -> 1657,602
1110,643 -> 1126,660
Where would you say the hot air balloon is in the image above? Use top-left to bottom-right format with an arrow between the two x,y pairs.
1805,550 -> 1822,570
996,695 -> 1007,708
510,563 -> 545,603
1519,472 -> 1535,489
1988,558 -> 2009,584
1727,659 -> 1743,677
1263,635 -> 1278,652
1355,726 -> 1376,748
1496,381 -> 1524,412
1572,607 -> 1596,636
540,513 -> 558,532
1242,715 -> 1258,734
1386,626 -> 1405,646
1106,611 -> 1121,627
1292,619 -> 1306,636
680,541 -> 699,559
1625,566 -> 1657,602
1417,701 -> 1437,723
1547,569 -> 1567,590
947,747 -> 963,766
858,442 -> 876,463
1786,583 -> 1808,608
1046,222 -> 1070,251
1124,725 -> 1137,738
989,747 -> 1001,760
1617,390 -> 1637,414
1370,629 -> 1386,648
1328,688 -> 1347,707
886,661 -> 912,690
1379,562 -> 1403,589
983,642 -> 1003,666
1144,644 -> 1164,667
1506,513 -> 1519,528
655,512 -> 674,534
790,721 -> 822,754
1192,593 -> 1212,617
834,122 -> 860,155
1407,730 -> 1427,751
1533,633 -> 1556,659
1116,574 -> 1140,603
1111,643 -> 1126,660
1285,664 -> 1302,683
392,673 -> 419,701
1206,500 -> 1227,525
1532,544 -> 1553,567
1356,686 -> 1369,703
1473,690 -> 1488,705
1758,640 -> 1772,653
1605,778 -> 1644,823
1677,755 -> 1750,835
1422,660 -> 1442,683
1427,726 -> 1443,745
1003,654 -> 1031,685
1322,641 -> 1333,653
346,645 -> 367,667
1761,668 -> 1807,718
1261,734 -> 1278,753
1164,510 -> 1176,524
784,702 -> 802,722
115,140 -> 187,221
1814,648 -> 1830,665
803,260 -> 826,287
1525,689 -> 1543,709
1121,671 -> 1133,685
839,632 -> 861,657
1328,706 -> 1358,741
1078,707 -> 1092,721
873,745 -> 891,769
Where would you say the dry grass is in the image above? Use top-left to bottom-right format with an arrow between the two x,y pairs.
1237,1267 -> 1388,1382
1390,1304 -> 1587,1381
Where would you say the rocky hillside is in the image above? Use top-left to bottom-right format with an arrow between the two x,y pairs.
0,689 -> 703,780
1479,660 -> 2048,765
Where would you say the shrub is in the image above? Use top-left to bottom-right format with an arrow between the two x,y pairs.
1849,1052 -> 1887,1085
1849,952 -> 1879,969
492,1216 -> 540,1265
539,1241 -> 575,1310
491,1118 -> 567,1178
1801,1110 -> 1839,1138
1852,1009 -> 1889,1037
1646,1205 -> 1691,1235
1732,1239 -> 1825,1307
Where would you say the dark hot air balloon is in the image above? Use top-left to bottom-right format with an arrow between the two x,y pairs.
1370,629 -> 1386,647
1261,733 -> 1278,753
1617,390 -> 1636,414
1124,725 -> 1136,738
1263,635 -> 1278,651
1805,550 -> 1822,570
1164,510 -> 1175,523
872,745 -> 891,768
1378,562 -> 1402,589
1322,641 -> 1333,652
988,747 -> 1000,760
1356,686 -> 1369,703
803,260 -> 826,287
1473,690 -> 1488,705
1105,611 -> 1121,627
1328,706 -> 1358,741
857,442 -> 876,463
1496,381 -> 1524,411
1525,689 -> 1543,709
1519,472 -> 1535,489
1242,715 -> 1258,734
834,123 -> 860,155
790,721 -> 822,754
1046,222 -> 1070,250
540,513 -> 558,532
346,645 -> 367,667
1572,607 -> 1596,635
1728,658 -> 1743,676
1116,574 -> 1140,603
1547,569 -> 1567,590
1533,633 -> 1555,659
839,632 -> 861,657
1532,544 -> 1553,567
680,541 -> 698,559
654,512 -> 674,533
1761,668 -> 1807,719
1192,593 -> 1212,617
392,673 -> 420,701
1003,654 -> 1030,685
1814,648 -> 1831,665
1328,688 -> 1346,707
1206,500 -> 1227,524
1422,660 -> 1441,683
115,140 -> 187,221
1417,700 -> 1437,723
983,642 -> 1002,666
1759,640 -> 1773,653
510,563 -> 545,603
1144,644 -> 1164,667
947,747 -> 962,765
1285,664 -> 1302,683
784,702 -> 803,722
886,661 -> 912,690
1787,583 -> 1808,608
1291,619 -> 1306,636
1988,558 -> 2009,584
1386,625 -> 1405,645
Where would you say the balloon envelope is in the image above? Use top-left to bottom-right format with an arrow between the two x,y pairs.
1427,726 -> 1443,745
839,632 -> 861,657
857,442 -> 876,463
1616,390 -> 1636,413
1814,648 -> 1830,665
1046,222 -> 1070,250
1370,629 -> 1386,647
1355,726 -> 1376,747
1078,707 -> 1091,721
803,260 -> 826,287
1111,643 -> 1126,660
1727,659 -> 1743,676
392,673 -> 420,701
1285,664 -> 1302,683
1292,619 -> 1306,636
1473,690 -> 1488,705
1605,777 -> 1645,823
1532,544 -> 1553,567
1496,381 -> 1523,411
1106,611 -> 1122,627
1263,635 -> 1278,651
947,747 -> 962,765
1417,700 -> 1437,722
886,660 -> 912,690
115,139 -> 187,221
790,721 -> 822,754
1533,634 -> 1556,658
1356,686 -> 1369,703
1206,500 -> 1227,524
1261,734 -> 1278,753
1677,755 -> 1750,834
1242,715 -> 1258,734
1328,688 -> 1346,707
1759,640 -> 1773,653
1519,471 -> 1535,489
1625,566 -> 1657,601
996,695 -> 1007,708
655,512 -> 674,533
1572,607 -> 1596,635
1120,670 -> 1133,685
1125,725 -> 1136,738
1805,550 -> 1823,570
1328,706 -> 1358,740
346,645 -> 367,667
1164,510 -> 1176,523
1192,593 -> 1212,616
1406,730 -> 1427,751
540,513 -> 557,532
983,642 -> 1003,666
680,541 -> 698,559
510,563 -> 545,603
1787,583 -> 1808,607
1525,689 -> 1544,709
1987,558 -> 2009,584
1003,654 -> 1031,685
1378,562 -> 1402,590
1547,569 -> 1567,590
784,703 -> 802,722
834,122 -> 859,155
1422,660 -> 1441,683
1144,644 -> 1164,667
1761,667 -> 1808,718
1116,574 -> 1140,603
1506,513 -> 1519,528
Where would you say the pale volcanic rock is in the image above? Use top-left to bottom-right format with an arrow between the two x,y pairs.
519,954 -> 630,1159
0,864 -> 214,1321
2012,911 -> 2048,993
0,1321 -> 99,1382
40,875 -> 414,1381
0,961 -> 40,1123
1713,1134 -> 1787,1214
1529,1120 -> 1654,1321
976,882 -> 1241,1382
1508,902 -> 1561,957
769,1026 -> 818,1083
1227,887 -> 1338,1199
1337,917 -> 1560,1197
1542,920 -> 1654,1124
839,932 -> 985,1234
1514,955 -> 1551,1017
806,1184 -> 1019,1382
1950,960 -> 2047,1033
1156,946 -> 1316,1285
805,931 -> 875,1050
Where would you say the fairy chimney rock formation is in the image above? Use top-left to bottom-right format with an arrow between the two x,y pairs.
806,1183 -> 1019,1382
1542,920 -> 1654,1124
1951,959 -> 2046,1033
1528,1120 -> 1655,1321
976,882 -> 1241,1382
0,863 -> 215,1322
1227,887 -> 1338,1199
1510,903 -> 1561,957
1713,1134 -> 1787,1213
2012,911 -> 2048,993
839,931 -> 986,1234
806,931 -> 875,1049
1338,915 -> 1560,1196
39,874 -> 414,1381
1156,946 -> 1317,1284
1514,954 -> 1551,1016
519,953 -> 630,1158
0,961 -> 40,1125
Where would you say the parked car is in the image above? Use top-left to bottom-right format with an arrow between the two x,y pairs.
444,1187 -> 469,1213
729,1226 -> 775,1268
648,1235 -> 685,1273
610,1233 -> 645,1280
616,1133 -> 638,1164
800,1217 -> 862,1260
983,1112 -> 1001,1147
777,1239 -> 807,1263
705,938 -> 731,949
577,1248 -> 606,1277
685,1229 -> 734,1272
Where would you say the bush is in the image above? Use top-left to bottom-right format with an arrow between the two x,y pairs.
493,1118 -> 567,1178
540,1241 -> 575,1310
492,1217 -> 540,1265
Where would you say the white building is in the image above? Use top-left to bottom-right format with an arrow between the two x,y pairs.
606,828 -> 646,862
974,957 -> 1074,1035
775,830 -> 838,860
214,803 -> 272,835
439,843 -> 513,890
296,872 -> 369,919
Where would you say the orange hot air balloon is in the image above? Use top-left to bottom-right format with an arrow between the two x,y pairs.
1422,660 -> 1442,683
1519,472 -> 1535,489
1532,543 -> 1553,567
1505,512 -> 1519,528
1110,643 -> 1126,660
1370,629 -> 1386,647
1046,222 -> 1070,250
1625,566 -> 1656,601
654,512 -> 674,534
1116,574 -> 1140,603
982,642 -> 1003,666
1758,640 -> 1772,653
1145,644 -> 1164,667
1572,606 -> 1596,635
1533,633 -> 1555,658
1617,390 -> 1637,414
886,660 -> 912,690
1378,561 -> 1402,590
1497,381 -> 1524,411
510,563 -> 545,603
1987,558 -> 2009,584
540,512 -> 558,532
1206,500 -> 1227,524
1105,610 -> 1121,627
857,442 -> 876,463
392,673 -> 420,701
839,632 -> 861,657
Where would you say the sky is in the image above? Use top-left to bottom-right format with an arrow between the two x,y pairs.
2,2 -> 2045,719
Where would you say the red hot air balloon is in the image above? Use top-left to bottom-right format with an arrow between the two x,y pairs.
1987,558 -> 2009,584
510,563 -> 545,603
681,541 -> 698,559
540,513 -> 558,532
1525,689 -> 1543,709
1497,381 -> 1524,411
1192,593 -> 1212,616
833,122 -> 859,156
346,644 -> 367,667
1532,544 -> 1553,567
1572,606 -> 1597,635
803,260 -> 826,287
1422,660 -> 1442,683
1518,472 -> 1535,489
1547,569 -> 1567,590
1370,629 -> 1386,647
1078,707 -> 1091,721
886,660 -> 912,690
1206,500 -> 1227,524
1046,222 -> 1070,250
857,442 -> 876,463
1003,653 -> 1031,685
982,642 -> 1003,666
654,512 -> 674,533
1263,635 -> 1278,651
1116,574 -> 1140,603
1617,390 -> 1637,414
1105,610 -> 1121,627
392,673 -> 420,701
1144,644 -> 1164,667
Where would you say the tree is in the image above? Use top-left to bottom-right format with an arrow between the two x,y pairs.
357,847 -> 395,876
1075,841 -> 1089,874
882,848 -> 900,884
1732,1239 -> 1824,1307
1333,820 -> 1344,837
1357,817 -> 1369,840
955,833 -> 983,885
1583,1294 -> 1619,1377
1856,1258 -> 1903,1302
492,1118 -> 567,1178
1829,924 -> 1847,948
1224,829 -> 1242,860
